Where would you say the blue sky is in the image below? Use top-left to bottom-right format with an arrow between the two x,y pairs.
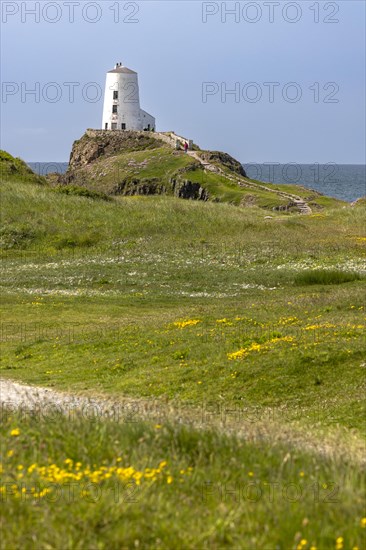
1,1 -> 365,163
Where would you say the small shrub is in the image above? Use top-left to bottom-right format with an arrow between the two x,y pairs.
54,185 -> 111,201
51,233 -> 99,249
294,269 -> 362,286
0,225 -> 37,249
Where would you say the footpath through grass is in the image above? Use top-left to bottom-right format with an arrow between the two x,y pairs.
1,182 -> 365,435
0,178 -> 365,547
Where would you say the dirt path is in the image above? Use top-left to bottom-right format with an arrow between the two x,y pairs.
1,378 -> 364,465
144,131 -> 312,214
186,150 -> 312,214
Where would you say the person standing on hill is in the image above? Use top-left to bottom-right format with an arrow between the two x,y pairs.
184,142 -> 189,153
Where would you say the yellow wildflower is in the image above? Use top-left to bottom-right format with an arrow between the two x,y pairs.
249,343 -> 261,352
10,428 -> 20,437
227,348 -> 248,360
173,319 -> 201,329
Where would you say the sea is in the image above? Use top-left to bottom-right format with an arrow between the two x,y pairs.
28,162 -> 366,203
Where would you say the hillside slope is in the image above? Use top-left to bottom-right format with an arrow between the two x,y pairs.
57,130 -> 345,213
0,150 -> 46,185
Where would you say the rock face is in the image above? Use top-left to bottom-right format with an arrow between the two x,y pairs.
113,177 -> 165,196
106,175 -> 208,200
171,178 -> 208,200
68,129 -> 159,171
198,151 -> 247,177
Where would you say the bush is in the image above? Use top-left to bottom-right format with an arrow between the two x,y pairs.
51,233 -> 99,249
294,269 -> 362,285
54,185 -> 111,201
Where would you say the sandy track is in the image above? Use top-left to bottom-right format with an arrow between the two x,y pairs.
1,378 -> 365,465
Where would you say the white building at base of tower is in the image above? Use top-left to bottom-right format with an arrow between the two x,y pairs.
102,62 -> 156,132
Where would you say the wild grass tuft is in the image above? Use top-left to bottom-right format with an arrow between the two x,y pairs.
294,269 -> 362,286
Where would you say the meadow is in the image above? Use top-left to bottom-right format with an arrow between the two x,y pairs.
1,175 -> 365,548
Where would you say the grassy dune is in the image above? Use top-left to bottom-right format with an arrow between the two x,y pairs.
0,151 -> 46,186
1,173 -> 366,548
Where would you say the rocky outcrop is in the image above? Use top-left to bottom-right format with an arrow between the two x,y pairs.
68,129 -> 160,170
176,161 -> 203,174
64,130 -> 212,201
113,177 -> 165,196
198,151 -> 247,177
107,173 -> 209,201
171,178 -> 208,200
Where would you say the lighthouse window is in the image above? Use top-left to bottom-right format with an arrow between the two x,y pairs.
121,123 -> 126,130
112,105 -> 118,114
111,123 -> 117,130
113,91 -> 118,100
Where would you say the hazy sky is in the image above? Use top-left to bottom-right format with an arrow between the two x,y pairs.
1,1 -> 365,163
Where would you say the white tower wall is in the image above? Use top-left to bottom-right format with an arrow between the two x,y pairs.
102,63 -> 155,132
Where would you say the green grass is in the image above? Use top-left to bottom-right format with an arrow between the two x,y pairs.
1,179 -> 365,432
68,146 -> 198,195
294,269 -> 362,286
1,410 -> 365,549
0,179 -> 363,254
244,180 -> 346,210
0,175 -> 365,547
188,170 -> 291,207
353,197 -> 366,206
0,150 -> 46,185
53,185 -> 111,201
1,290 -> 365,432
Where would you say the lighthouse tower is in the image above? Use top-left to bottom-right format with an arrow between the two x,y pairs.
101,62 -> 155,131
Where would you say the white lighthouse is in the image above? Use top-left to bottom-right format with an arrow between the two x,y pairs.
101,62 -> 156,131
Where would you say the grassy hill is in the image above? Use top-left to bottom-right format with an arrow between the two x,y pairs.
57,130 -> 345,211
0,148 -> 365,548
0,150 -> 46,185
